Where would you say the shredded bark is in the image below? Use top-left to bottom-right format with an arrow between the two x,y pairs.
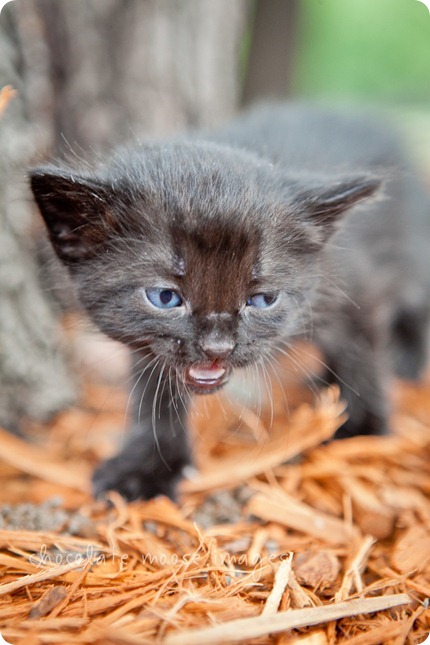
0,347 -> 429,644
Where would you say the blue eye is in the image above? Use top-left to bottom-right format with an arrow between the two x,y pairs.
246,293 -> 279,308
145,288 -> 183,309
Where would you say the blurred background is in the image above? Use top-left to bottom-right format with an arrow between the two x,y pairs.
1,0 -> 430,431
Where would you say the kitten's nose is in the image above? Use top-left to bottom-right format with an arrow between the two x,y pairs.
198,338 -> 235,361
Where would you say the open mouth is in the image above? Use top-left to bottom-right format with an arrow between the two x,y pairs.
185,363 -> 230,393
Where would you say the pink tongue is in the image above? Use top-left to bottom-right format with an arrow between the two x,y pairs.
188,364 -> 226,382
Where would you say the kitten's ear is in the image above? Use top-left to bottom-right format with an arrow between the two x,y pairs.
297,175 -> 381,243
29,168 -> 114,263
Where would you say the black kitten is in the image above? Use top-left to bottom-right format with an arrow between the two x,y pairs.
30,103 -> 430,501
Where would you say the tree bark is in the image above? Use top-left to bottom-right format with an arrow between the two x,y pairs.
30,0 -> 250,154
0,7 -> 75,432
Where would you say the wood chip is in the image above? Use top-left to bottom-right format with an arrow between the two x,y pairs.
391,526 -> 430,574
336,536 -> 374,601
262,553 -> 293,615
163,594 -> 411,645
0,427 -> 90,491
340,476 -> 395,539
29,586 -> 68,618
0,558 -> 93,597
293,551 -> 340,589
247,491 -> 359,545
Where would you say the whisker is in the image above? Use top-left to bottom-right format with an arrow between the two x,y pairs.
258,356 -> 274,432
137,358 -> 161,426
175,370 -> 192,424
278,340 -> 359,397
151,360 -> 171,470
261,348 -> 291,419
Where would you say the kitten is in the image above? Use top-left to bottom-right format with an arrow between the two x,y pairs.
30,103 -> 430,501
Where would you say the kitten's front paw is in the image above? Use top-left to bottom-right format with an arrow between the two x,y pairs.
92,455 -> 184,502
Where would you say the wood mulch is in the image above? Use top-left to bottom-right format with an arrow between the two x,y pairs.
0,335 -> 429,645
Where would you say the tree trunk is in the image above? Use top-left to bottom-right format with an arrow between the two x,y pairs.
28,0 -> 250,154
242,0 -> 299,105
0,7 -> 75,432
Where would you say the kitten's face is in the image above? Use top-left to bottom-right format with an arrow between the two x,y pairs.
77,218 -> 312,393
30,142 -> 379,393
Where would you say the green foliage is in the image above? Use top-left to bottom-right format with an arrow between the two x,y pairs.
293,0 -> 430,104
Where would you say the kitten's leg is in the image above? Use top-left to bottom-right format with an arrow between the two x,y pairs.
92,354 -> 191,501
317,331 -> 389,439
390,305 -> 430,380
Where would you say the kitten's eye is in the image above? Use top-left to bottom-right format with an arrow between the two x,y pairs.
246,293 -> 279,308
145,288 -> 183,309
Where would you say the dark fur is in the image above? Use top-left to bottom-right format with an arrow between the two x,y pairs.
30,103 -> 430,500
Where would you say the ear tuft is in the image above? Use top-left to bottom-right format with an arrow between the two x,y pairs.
29,168 -> 112,263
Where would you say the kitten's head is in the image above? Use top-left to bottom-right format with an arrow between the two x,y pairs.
30,141 -> 380,393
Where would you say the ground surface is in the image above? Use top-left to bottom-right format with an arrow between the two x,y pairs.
0,338 -> 429,645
